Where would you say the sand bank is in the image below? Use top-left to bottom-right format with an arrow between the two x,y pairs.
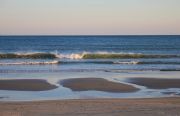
0,97 -> 180,116
61,78 -> 139,92
127,78 -> 180,89
0,79 -> 57,91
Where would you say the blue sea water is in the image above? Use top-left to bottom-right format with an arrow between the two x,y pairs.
0,35 -> 180,101
0,35 -> 180,71
1,35 -> 180,54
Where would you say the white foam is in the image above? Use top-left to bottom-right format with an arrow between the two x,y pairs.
55,52 -> 87,59
113,61 -> 139,64
54,51 -> 141,59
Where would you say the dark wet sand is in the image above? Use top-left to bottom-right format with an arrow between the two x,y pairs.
0,97 -> 180,116
0,79 -> 57,91
127,78 -> 180,89
61,78 -> 139,92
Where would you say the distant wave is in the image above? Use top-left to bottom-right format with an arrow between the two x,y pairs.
0,61 -> 60,65
0,52 -> 180,59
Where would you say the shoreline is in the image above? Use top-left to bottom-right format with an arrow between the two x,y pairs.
0,76 -> 180,101
0,97 -> 180,116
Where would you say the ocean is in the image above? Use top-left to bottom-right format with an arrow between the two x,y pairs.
0,35 -> 180,101
0,35 -> 180,71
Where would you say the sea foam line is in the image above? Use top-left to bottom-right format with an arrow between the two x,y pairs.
0,61 -> 59,65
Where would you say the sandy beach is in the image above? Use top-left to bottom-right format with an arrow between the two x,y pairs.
61,78 -> 139,92
0,77 -> 180,116
0,97 -> 180,116
0,79 -> 57,91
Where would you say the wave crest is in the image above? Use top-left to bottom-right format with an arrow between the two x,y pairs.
0,52 -> 180,59
0,53 -> 56,59
56,52 -> 180,59
56,53 -> 85,59
82,53 -> 180,59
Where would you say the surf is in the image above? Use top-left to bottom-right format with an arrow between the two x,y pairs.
0,52 -> 180,59
82,53 -> 180,59
0,53 -> 57,59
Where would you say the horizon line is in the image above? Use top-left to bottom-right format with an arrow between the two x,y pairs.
0,34 -> 180,36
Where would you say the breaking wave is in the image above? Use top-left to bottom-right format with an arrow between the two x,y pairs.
82,53 -> 180,59
0,53 -> 56,59
0,52 -> 180,59
56,52 -> 180,59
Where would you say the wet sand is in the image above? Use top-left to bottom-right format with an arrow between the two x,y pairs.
126,78 -> 180,89
61,78 -> 139,92
0,97 -> 180,116
0,79 -> 57,91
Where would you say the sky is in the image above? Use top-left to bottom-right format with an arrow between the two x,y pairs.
0,0 -> 180,35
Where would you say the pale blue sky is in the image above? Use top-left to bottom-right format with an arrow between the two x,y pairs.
0,0 -> 180,35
